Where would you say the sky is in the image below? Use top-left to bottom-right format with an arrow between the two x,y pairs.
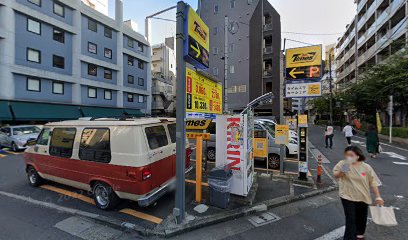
108,0 -> 357,53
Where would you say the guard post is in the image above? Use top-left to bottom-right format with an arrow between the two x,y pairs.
195,136 -> 203,203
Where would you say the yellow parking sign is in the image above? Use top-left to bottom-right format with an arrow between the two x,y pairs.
275,125 -> 289,145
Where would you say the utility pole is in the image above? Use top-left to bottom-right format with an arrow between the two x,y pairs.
223,15 -> 229,113
329,53 -> 333,125
174,1 -> 186,224
389,95 -> 393,143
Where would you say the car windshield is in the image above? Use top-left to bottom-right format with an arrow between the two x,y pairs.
257,121 -> 275,138
12,126 -> 41,136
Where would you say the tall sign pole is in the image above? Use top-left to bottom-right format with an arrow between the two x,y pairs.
389,95 -> 393,143
174,1 -> 187,224
223,16 -> 229,113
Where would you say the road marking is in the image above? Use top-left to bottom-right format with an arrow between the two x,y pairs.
185,179 -> 209,187
4,151 -> 22,155
40,185 -> 95,205
254,167 -> 298,175
354,135 -> 408,152
314,226 -> 345,240
284,159 -> 298,163
393,161 -> 408,166
119,208 -> 163,224
0,154 -> 6,158
383,152 -> 407,160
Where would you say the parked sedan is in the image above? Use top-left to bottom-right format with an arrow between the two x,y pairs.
0,125 -> 41,151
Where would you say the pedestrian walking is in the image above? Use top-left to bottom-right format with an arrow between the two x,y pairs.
333,146 -> 384,240
365,124 -> 380,158
343,123 -> 354,146
324,124 -> 334,148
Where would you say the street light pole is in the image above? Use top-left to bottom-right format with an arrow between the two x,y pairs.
329,53 -> 333,125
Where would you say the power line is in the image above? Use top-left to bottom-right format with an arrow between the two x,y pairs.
282,31 -> 344,36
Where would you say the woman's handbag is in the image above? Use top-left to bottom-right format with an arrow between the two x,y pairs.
369,206 -> 398,226
377,144 -> 383,153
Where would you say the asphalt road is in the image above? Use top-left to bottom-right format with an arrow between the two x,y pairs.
0,124 -> 407,240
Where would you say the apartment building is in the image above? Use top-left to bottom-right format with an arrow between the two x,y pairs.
151,38 -> 176,116
335,0 -> 408,91
0,0 -> 151,123
200,0 -> 281,118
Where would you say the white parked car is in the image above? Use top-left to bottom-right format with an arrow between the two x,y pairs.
0,125 -> 41,151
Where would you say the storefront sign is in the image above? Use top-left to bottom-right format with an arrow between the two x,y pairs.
285,82 -> 322,98
184,6 -> 209,69
275,125 -> 289,145
186,67 -> 222,114
185,119 -> 212,130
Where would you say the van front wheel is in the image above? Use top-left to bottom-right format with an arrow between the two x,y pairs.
92,182 -> 120,210
27,166 -> 43,187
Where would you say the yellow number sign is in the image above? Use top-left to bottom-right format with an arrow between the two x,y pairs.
275,125 -> 289,145
308,83 -> 321,95
186,67 -> 223,114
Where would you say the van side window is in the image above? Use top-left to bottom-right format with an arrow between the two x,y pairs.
167,124 -> 176,143
37,128 -> 51,145
49,128 -> 76,158
145,126 -> 168,149
79,128 -> 111,163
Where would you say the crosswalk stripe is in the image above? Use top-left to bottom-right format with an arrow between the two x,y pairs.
314,226 -> 345,240
393,161 -> 408,165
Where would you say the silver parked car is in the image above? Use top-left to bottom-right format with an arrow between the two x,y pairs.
0,125 -> 41,152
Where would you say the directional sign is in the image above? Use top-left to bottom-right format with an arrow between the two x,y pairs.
285,82 -> 322,98
186,132 -> 211,140
186,67 -> 222,114
185,119 -> 212,130
286,45 -> 322,80
184,6 -> 209,69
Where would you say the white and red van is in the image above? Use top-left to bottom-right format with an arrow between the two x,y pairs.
24,118 -> 191,210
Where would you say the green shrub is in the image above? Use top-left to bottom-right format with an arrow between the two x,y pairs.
381,127 -> 408,139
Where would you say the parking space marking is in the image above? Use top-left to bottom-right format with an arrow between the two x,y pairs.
40,185 -> 95,205
3,151 -> 22,155
119,208 -> 163,224
284,159 -> 298,163
0,154 -> 6,158
254,167 -> 298,175
185,179 -> 209,187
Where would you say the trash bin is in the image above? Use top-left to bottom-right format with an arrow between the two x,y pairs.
208,165 -> 233,209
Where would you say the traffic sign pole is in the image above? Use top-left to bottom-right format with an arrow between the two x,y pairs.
174,1 -> 187,224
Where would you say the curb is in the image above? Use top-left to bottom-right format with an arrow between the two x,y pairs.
152,185 -> 338,238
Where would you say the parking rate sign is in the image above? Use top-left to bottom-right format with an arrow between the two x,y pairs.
184,6 -> 210,69
186,67 -> 223,114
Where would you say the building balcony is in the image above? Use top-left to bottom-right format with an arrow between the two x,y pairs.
357,0 -> 367,13
263,70 -> 273,78
337,45 -> 355,67
263,46 -> 273,54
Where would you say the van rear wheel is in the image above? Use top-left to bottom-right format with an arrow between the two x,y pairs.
92,182 -> 120,210
207,147 -> 216,161
27,166 -> 43,187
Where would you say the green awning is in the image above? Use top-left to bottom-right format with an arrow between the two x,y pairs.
80,106 -> 126,118
0,101 -> 13,121
124,108 -> 144,117
10,102 -> 82,121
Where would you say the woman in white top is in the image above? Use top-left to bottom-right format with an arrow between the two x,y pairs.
343,124 -> 354,146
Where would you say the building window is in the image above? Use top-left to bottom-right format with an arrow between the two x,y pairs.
127,37 -> 134,48
27,78 -> 40,92
104,90 -> 112,100
104,68 -> 112,79
213,47 -> 218,55
145,126 -> 168,149
127,93 -> 134,102
230,65 -> 235,74
53,55 -> 64,69
128,55 -> 134,66
79,128 -> 111,163
27,18 -> 41,35
138,61 -> 144,69
53,28 -> 64,43
27,48 -> 41,63
213,67 -> 219,76
138,95 -> 144,103
49,128 -> 76,158
230,0 -> 236,8
53,2 -> 64,17
88,64 -> 97,76
88,87 -> 97,98
138,77 -> 144,86
104,48 -> 112,59
138,42 -> 144,52
229,43 -> 235,53
52,82 -> 64,94
213,26 -> 218,35
214,4 -> 219,14
28,0 -> 41,6
104,26 -> 112,38
88,18 -> 97,32
128,75 -> 134,84
88,42 -> 97,54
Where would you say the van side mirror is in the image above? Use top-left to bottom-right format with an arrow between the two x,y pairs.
26,139 -> 37,146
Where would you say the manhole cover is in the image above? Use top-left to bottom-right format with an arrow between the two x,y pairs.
248,212 -> 280,227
